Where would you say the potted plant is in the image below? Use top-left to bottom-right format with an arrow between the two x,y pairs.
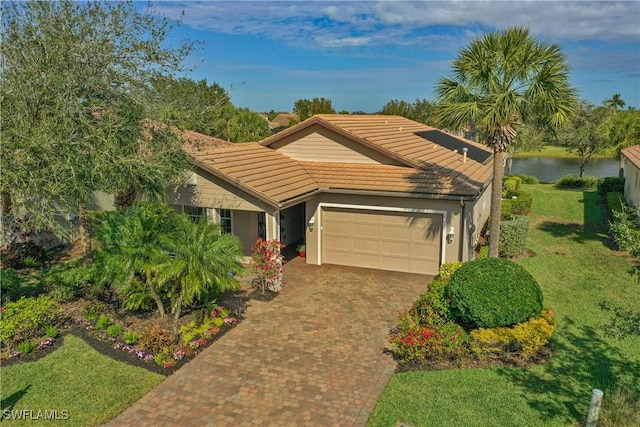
296,244 -> 306,258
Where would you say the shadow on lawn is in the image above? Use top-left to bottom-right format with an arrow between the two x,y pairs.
536,191 -> 611,247
496,317 -> 640,424
0,385 -> 31,420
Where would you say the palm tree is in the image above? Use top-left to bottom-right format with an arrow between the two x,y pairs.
159,216 -> 244,320
435,27 -> 576,257
92,203 -> 176,316
604,93 -> 626,112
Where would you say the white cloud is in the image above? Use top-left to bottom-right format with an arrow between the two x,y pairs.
152,1 -> 639,47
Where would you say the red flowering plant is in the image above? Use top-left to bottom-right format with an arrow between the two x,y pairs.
249,238 -> 285,294
389,312 -> 469,362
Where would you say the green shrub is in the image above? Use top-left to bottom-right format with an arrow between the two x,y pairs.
0,296 -> 61,348
180,319 -> 218,345
411,278 -> 451,326
598,176 -> 625,197
95,314 -> 110,329
610,204 -> 640,257
607,192 -> 625,217
123,330 -> 139,345
106,324 -> 123,338
502,190 -> 533,219
16,339 -> 38,354
470,309 -> 555,360
477,245 -> 489,259
1,268 -> 22,304
389,321 -> 469,362
44,324 -> 59,338
44,260 -> 93,302
502,176 -> 522,194
555,174 -> 601,189
499,215 -> 530,258
513,174 -> 539,184
139,325 -> 173,353
438,262 -> 463,281
445,258 -> 543,329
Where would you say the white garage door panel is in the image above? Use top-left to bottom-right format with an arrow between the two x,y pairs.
321,208 -> 442,275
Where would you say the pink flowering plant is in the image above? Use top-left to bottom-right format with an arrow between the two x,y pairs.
249,238 -> 285,294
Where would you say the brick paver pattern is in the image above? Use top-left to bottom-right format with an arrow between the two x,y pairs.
106,259 -> 430,426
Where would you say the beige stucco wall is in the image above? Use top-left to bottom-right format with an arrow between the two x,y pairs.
167,167 -> 274,212
232,210 -> 260,255
464,182 -> 492,260
624,158 -> 640,207
303,193 -> 466,268
270,125 -> 402,165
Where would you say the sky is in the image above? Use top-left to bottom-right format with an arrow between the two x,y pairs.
148,0 -> 640,113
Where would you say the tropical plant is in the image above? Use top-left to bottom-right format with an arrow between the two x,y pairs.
158,216 -> 243,320
435,26 -> 576,257
91,203 -> 176,316
604,93 -> 626,112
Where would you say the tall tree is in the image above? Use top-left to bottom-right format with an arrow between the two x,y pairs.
435,27 -> 576,257
604,93 -> 626,112
1,1 -> 193,256
293,97 -> 336,121
145,76 -> 231,134
599,110 -> 640,159
380,98 -> 438,126
558,101 -> 611,177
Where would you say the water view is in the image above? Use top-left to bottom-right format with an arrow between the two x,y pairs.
508,156 -> 620,183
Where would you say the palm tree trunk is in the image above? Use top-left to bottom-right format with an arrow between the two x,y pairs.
489,150 -> 505,258
150,288 -> 166,317
78,203 -> 92,261
173,291 -> 185,320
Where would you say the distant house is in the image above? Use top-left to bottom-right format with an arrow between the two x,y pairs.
268,113 -> 299,134
621,145 -> 640,207
168,115 -> 494,275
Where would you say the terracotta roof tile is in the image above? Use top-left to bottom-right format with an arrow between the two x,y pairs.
186,142 -> 318,205
622,145 -> 640,169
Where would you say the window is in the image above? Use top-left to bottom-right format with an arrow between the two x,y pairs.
219,209 -> 232,234
183,205 -> 205,222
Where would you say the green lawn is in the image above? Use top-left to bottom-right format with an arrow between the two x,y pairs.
368,184 -> 640,427
0,335 -> 164,426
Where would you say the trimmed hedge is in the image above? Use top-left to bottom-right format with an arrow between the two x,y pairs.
0,295 -> 62,349
499,215 -> 529,258
444,258 -> 543,329
501,190 -> 533,219
502,176 -> 522,194
513,174 -> 539,184
598,176 -> 625,197
555,174 -> 600,190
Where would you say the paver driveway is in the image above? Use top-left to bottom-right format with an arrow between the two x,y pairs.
106,258 -> 430,426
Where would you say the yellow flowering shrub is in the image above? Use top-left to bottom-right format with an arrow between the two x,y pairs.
470,309 -> 555,360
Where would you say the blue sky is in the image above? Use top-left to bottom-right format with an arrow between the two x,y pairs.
149,1 -> 640,113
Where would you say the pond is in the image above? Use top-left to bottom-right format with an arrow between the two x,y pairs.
508,156 -> 620,183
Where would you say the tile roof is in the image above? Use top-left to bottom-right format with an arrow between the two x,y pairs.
622,145 -> 640,169
183,115 -> 494,207
184,142 -> 318,205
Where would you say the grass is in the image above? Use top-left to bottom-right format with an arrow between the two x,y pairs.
368,184 -> 640,427
512,145 -> 615,159
0,335 -> 164,426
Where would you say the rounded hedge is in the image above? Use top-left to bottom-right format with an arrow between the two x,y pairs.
444,258 -> 543,329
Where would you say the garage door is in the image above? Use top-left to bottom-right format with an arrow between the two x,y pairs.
321,208 -> 442,275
